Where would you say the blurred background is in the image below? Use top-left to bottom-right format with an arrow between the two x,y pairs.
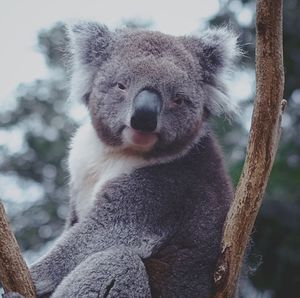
0,0 -> 299,297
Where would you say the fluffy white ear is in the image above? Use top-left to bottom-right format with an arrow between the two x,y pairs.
68,21 -> 112,65
67,21 -> 113,103
181,27 -> 240,117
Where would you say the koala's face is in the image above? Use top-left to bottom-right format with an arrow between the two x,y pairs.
87,31 -> 206,158
70,23 -> 238,159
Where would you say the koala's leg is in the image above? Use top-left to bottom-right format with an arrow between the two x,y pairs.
51,247 -> 151,298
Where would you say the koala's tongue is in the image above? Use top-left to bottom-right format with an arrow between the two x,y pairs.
124,127 -> 158,149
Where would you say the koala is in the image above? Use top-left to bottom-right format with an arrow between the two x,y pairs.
6,22 -> 239,298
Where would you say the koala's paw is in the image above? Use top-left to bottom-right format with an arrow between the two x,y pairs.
30,263 -> 56,297
2,293 -> 24,298
51,249 -> 151,298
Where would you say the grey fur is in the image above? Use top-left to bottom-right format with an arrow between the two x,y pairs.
52,247 -> 151,298
13,22 -> 238,298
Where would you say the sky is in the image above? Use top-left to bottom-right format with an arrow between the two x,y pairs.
0,0 -> 222,106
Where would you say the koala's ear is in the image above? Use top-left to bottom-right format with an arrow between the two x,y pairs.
180,28 -> 240,117
68,21 -> 112,66
67,21 -> 113,103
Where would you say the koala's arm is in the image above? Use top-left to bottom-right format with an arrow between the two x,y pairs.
30,220 -> 164,296
30,219 -> 109,296
30,173 -> 178,296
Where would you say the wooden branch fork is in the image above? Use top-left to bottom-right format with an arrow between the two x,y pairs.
213,0 -> 285,297
0,0 -> 285,297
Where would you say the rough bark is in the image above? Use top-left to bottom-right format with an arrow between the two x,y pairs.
213,0 -> 285,297
0,201 -> 36,297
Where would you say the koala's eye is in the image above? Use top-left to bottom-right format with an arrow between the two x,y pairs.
172,94 -> 192,107
172,95 -> 188,106
117,82 -> 126,91
173,97 -> 184,105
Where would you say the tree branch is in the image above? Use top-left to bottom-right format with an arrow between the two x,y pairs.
0,201 -> 36,297
213,0 -> 285,296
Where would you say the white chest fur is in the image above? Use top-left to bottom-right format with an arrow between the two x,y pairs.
68,122 -> 148,220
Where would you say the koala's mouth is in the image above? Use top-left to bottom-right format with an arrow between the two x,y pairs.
123,127 -> 158,150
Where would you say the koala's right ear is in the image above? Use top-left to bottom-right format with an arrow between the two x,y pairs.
67,21 -> 113,103
68,21 -> 112,66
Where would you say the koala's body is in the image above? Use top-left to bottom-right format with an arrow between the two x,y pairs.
25,22 -> 238,298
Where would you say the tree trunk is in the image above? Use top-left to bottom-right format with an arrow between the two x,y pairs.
213,0 -> 285,297
0,201 -> 36,297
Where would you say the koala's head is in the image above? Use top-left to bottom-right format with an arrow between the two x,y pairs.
68,22 -> 238,159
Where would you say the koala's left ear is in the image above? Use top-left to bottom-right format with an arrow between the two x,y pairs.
67,21 -> 113,103
180,28 -> 240,117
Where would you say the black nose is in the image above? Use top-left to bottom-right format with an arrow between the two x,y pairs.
130,89 -> 162,132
